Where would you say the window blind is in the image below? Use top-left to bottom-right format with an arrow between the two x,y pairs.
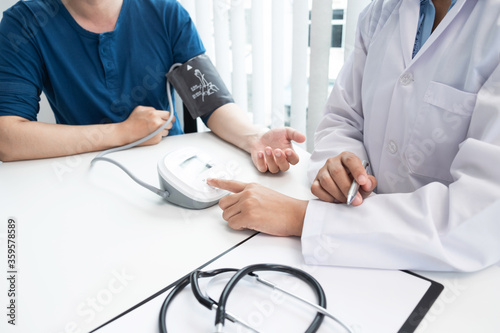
178,0 -> 370,151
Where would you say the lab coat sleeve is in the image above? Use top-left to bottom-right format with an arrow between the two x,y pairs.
307,5 -> 373,184
302,62 -> 500,272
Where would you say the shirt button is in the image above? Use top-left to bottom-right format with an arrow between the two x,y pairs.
387,140 -> 398,154
399,73 -> 414,86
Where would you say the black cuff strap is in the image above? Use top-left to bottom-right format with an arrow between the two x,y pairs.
166,54 -> 234,119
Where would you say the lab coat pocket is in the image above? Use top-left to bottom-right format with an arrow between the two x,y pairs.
404,81 -> 477,183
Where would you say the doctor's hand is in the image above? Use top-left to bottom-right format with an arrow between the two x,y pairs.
119,105 -> 175,146
207,178 -> 308,237
311,152 -> 377,206
250,127 -> 306,173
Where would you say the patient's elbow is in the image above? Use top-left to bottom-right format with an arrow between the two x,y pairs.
0,141 -> 18,162
0,116 -> 24,162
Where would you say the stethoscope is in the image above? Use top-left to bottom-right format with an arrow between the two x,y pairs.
159,263 -> 354,333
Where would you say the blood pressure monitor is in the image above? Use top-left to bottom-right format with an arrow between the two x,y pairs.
157,147 -> 230,209
91,54 -> 235,210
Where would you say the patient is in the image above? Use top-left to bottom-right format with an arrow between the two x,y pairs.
0,0 -> 304,173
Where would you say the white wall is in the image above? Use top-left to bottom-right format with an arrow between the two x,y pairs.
1,0 -> 56,124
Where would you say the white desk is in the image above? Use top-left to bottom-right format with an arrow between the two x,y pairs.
0,132 -> 499,333
92,234 -> 500,333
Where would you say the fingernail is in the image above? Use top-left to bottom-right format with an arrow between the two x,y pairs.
286,151 -> 292,156
275,151 -> 282,157
358,175 -> 367,184
266,149 -> 272,156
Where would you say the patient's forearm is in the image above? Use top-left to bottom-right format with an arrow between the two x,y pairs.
0,116 -> 123,161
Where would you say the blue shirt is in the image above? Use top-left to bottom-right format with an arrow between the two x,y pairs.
0,0 -> 206,135
413,0 -> 457,58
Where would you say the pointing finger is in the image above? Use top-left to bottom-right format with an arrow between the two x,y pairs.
207,178 -> 247,193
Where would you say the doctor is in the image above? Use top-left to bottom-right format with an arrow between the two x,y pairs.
209,0 -> 500,271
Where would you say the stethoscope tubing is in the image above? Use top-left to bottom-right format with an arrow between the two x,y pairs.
214,264 -> 326,333
159,263 -> 353,333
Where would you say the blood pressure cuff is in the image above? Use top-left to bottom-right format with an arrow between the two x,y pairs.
166,54 -> 234,119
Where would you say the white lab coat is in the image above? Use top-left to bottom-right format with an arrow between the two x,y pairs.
301,0 -> 500,272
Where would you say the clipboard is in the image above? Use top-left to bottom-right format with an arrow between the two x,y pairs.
93,233 -> 443,333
